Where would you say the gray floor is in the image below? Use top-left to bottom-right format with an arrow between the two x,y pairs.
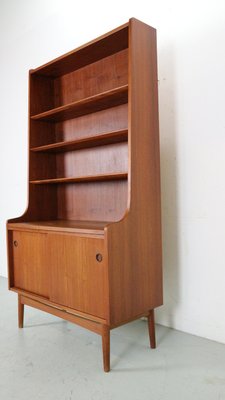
0,277 -> 225,400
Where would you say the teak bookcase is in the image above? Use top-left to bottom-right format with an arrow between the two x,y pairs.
7,18 -> 162,372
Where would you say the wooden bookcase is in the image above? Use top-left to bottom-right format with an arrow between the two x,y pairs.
7,18 -> 162,372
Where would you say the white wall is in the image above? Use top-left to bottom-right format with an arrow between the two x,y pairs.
1,0 -> 225,344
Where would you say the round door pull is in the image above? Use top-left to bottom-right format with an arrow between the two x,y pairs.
96,253 -> 103,262
13,240 -> 18,247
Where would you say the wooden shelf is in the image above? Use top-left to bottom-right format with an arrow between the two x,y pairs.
7,220 -> 111,235
30,172 -> 128,185
30,129 -> 128,153
31,85 -> 128,122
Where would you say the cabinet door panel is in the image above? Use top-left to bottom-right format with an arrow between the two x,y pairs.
48,234 -> 107,319
12,231 -> 49,298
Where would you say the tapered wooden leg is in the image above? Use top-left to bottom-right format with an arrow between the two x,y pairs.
148,309 -> 156,348
18,295 -> 24,328
102,325 -> 110,372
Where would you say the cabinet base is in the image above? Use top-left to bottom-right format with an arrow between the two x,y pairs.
18,294 -> 156,372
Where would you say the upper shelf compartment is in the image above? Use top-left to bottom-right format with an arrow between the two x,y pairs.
30,85 -> 128,123
30,24 -> 128,77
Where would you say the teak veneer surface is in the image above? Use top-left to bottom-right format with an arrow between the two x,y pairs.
30,129 -> 128,153
30,172 -> 128,185
12,231 -> 49,298
31,85 -> 128,122
48,234 -> 107,318
107,19 -> 163,324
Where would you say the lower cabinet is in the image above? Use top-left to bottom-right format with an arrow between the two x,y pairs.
12,231 -> 49,298
11,230 -> 107,319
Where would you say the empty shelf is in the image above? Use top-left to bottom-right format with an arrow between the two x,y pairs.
30,129 -> 128,153
30,172 -> 128,185
31,85 -> 128,122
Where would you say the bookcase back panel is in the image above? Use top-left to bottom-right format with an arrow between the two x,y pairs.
57,180 -> 127,221
55,104 -> 128,143
30,105 -> 127,149
29,152 -> 56,180
26,185 -> 58,221
30,75 -> 54,116
30,121 -> 56,148
55,143 -> 128,178
30,48 -> 128,116
53,49 -> 128,108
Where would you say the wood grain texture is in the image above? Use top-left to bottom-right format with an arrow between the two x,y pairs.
55,104 -> 128,143
8,220 -> 108,235
56,141 -> 128,176
20,295 -> 103,334
29,75 -> 54,116
31,85 -> 128,122
30,172 -> 127,185
106,18 -> 163,325
48,234 -> 108,319
14,288 -> 107,324
12,231 -> 49,298
30,129 -> 128,153
57,180 -> 128,222
53,49 -> 128,107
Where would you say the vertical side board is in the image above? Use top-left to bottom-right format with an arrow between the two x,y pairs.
107,18 -> 163,326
